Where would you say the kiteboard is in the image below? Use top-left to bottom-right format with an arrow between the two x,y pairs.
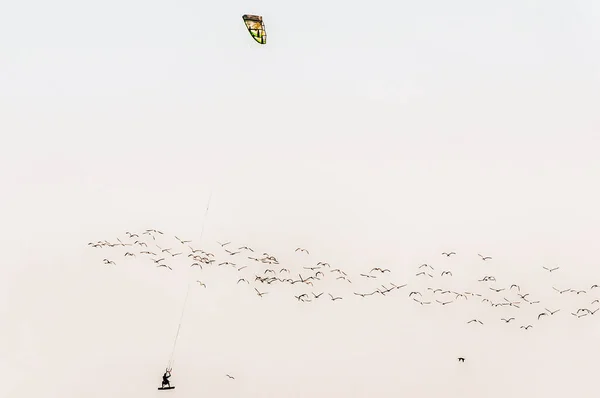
158,386 -> 175,391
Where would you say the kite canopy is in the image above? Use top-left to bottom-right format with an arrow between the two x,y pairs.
242,14 -> 267,44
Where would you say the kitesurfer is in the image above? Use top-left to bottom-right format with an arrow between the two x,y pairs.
162,369 -> 172,388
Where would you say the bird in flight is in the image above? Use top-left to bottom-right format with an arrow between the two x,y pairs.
543,266 -> 560,272
295,294 -> 309,302
329,293 -> 342,301
157,264 -> 172,270
196,281 -> 206,288
175,236 -> 191,244
371,267 -> 391,273
295,248 -> 309,254
442,252 -> 456,257
254,288 -> 268,297
103,259 -> 115,265
441,271 -> 453,276
468,319 -> 483,325
520,325 -> 533,330
478,254 -> 492,260
217,241 -> 231,247
360,273 -> 376,279
226,374 -> 235,380
457,357 -> 465,362
413,299 -> 431,305
501,318 -> 515,323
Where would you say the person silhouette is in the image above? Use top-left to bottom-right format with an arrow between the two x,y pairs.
161,369 -> 172,388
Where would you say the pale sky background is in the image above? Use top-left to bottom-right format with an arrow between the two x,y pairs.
1,0 -> 600,397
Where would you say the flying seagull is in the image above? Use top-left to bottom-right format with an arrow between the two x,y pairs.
543,266 -> 560,272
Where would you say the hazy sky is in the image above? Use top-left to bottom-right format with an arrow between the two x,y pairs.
2,0 -> 600,397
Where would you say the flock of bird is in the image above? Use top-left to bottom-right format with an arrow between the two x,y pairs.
88,229 -> 600,342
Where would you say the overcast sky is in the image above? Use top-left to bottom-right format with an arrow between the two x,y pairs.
2,0 -> 599,397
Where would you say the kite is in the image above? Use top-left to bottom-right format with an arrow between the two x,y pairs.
242,14 -> 267,44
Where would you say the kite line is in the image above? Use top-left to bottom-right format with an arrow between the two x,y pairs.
167,192 -> 213,371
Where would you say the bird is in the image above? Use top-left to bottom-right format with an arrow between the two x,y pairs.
295,294 -> 309,301
226,374 -> 235,380
520,325 -> 533,330
413,299 -> 431,305
442,252 -> 456,257
441,271 -> 453,276
157,264 -> 172,270
304,266 -> 321,271
196,281 -> 206,287
545,308 -> 560,315
124,252 -> 136,257
329,293 -> 342,301
538,312 -> 548,320
254,288 -> 268,297
295,248 -> 309,254
237,278 -> 249,284
175,236 -> 191,244
217,241 -> 231,247
103,259 -> 115,265
371,267 -> 390,273
478,254 -> 492,260
225,249 -> 241,256
467,319 -> 483,325
501,318 -> 515,323
457,357 -> 465,362
543,266 -> 560,272
360,273 -> 376,279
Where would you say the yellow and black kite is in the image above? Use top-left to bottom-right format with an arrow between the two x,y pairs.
242,14 -> 267,45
